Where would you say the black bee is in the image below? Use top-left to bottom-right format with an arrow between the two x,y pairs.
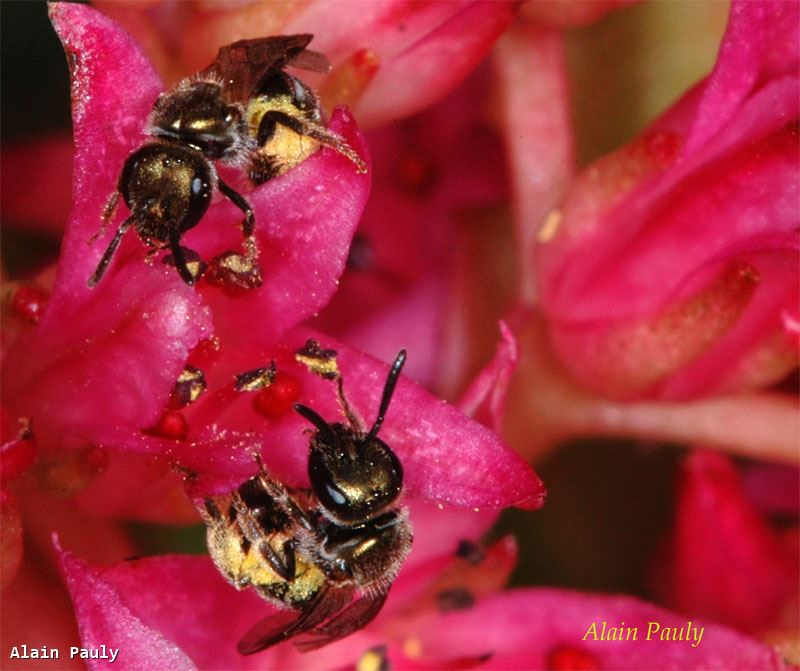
197,350 -> 412,653
89,34 -> 366,288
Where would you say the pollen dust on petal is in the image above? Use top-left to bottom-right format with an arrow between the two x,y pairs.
570,260 -> 760,397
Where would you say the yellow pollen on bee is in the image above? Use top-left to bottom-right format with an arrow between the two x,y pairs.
537,209 -> 562,243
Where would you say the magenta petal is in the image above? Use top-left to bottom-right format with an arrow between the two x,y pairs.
457,321 -> 518,433
195,107 -> 371,343
3,266 -> 210,452
353,1 -> 518,126
289,328 -> 546,510
97,555 -> 280,670
534,0 -> 799,399
407,589 -> 787,670
651,451 -> 798,633
686,0 -> 799,152
54,537 -> 195,671
402,500 -> 498,569
145,327 -> 543,508
47,2 -> 164,309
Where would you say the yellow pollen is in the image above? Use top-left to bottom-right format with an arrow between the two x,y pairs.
356,648 -> 385,671
537,209 -> 562,243
402,637 -> 423,659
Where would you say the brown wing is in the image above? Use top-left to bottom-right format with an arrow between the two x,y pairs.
293,590 -> 390,652
201,34 -> 330,102
237,584 -> 354,655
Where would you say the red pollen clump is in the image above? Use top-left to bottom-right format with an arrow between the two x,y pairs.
153,411 -> 189,441
254,372 -> 301,418
10,286 -> 48,324
545,645 -> 600,671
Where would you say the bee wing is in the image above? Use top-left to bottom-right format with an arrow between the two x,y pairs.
202,34 -> 329,102
237,584 -> 354,655
287,47 -> 331,74
293,590 -> 390,652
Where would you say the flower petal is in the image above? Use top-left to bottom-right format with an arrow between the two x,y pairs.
155,326 -> 543,508
97,555 -> 279,670
650,451 -> 799,633
54,537 -> 196,671
47,2 -> 163,309
350,1 -> 518,126
194,106 -> 370,344
3,265 -> 210,454
159,1 -> 518,127
283,328 -> 546,510
457,321 -> 519,433
685,0 -> 799,152
535,0 -> 799,398
403,589 -> 787,670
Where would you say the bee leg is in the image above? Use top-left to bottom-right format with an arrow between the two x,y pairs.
334,377 -> 364,433
252,453 -> 315,531
217,178 -> 256,259
89,191 -> 121,244
258,111 -> 367,173
168,227 -> 197,285
87,214 -> 135,288
259,539 -> 296,581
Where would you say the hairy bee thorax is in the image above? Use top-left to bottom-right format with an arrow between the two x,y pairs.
148,78 -> 253,164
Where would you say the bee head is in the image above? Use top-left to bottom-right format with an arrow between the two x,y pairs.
295,351 -> 407,524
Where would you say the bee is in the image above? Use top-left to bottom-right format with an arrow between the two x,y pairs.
89,34 -> 366,288
197,350 -> 412,653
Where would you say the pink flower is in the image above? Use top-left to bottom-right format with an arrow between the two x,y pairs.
533,0 -> 798,401
55,529 -> 786,670
1,4 -> 544,661
93,0 -> 520,128
5,0 -> 543,503
501,1 -> 799,466
314,59 -> 512,390
2,2 -> 796,669
650,451 -> 798,644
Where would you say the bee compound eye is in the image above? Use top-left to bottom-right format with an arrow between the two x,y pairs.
308,449 -> 352,516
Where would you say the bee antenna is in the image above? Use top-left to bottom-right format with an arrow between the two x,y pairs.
294,403 -> 335,443
365,350 -> 407,444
